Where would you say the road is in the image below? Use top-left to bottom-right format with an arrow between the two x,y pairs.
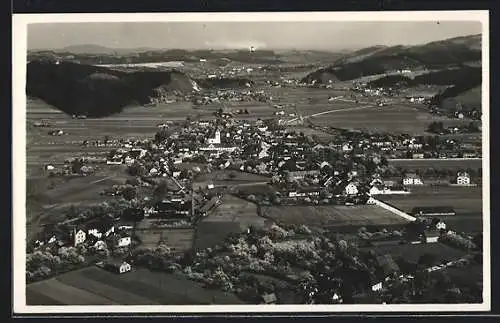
286,97 -> 378,124
214,181 -> 269,188
89,175 -> 116,185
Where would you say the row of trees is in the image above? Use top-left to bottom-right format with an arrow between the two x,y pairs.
26,245 -> 95,283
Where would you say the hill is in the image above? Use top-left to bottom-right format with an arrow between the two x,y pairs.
301,34 -> 481,83
26,60 -> 258,117
367,66 -> 481,88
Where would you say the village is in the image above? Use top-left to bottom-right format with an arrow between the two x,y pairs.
27,109 -> 483,304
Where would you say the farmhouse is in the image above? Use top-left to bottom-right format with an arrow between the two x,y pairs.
104,260 -> 132,274
71,228 -> 86,247
402,173 -> 424,186
118,236 -> 132,247
344,182 -> 359,196
455,171 -> 471,185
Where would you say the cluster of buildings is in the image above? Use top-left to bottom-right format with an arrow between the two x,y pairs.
33,215 -> 132,251
192,89 -> 268,105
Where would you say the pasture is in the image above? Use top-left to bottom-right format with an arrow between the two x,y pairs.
193,170 -> 270,189
261,205 -> 410,231
307,103 -> 474,135
26,266 -> 244,305
380,186 -> 483,233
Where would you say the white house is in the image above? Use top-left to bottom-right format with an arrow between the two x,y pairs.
345,182 -> 359,195
88,229 -> 103,239
93,240 -> 107,251
456,171 -> 471,185
436,221 -> 447,231
342,143 -> 353,152
402,173 -> 424,186
118,236 -> 132,247
369,186 -> 385,196
73,229 -> 86,247
371,282 -> 383,292
104,226 -> 115,237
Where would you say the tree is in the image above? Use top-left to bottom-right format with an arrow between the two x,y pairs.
121,185 -> 137,201
418,253 -> 436,268
127,164 -> 146,177
71,158 -> 84,174
467,122 -> 480,133
427,121 -> 445,134
154,129 -> 169,143
153,180 -> 169,201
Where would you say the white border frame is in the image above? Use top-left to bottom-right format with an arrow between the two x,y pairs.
12,11 -> 490,314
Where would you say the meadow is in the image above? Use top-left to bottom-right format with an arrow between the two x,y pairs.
26,266 -> 244,305
261,205 -> 410,232
380,186 -> 483,233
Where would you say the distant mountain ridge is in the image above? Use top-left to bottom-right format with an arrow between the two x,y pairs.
302,34 -> 481,84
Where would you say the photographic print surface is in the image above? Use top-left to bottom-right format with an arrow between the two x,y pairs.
13,11 -> 490,313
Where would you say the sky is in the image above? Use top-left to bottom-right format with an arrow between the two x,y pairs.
28,21 -> 482,51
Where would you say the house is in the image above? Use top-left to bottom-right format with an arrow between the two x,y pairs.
104,260 -> 132,274
261,293 -> 277,304
118,236 -> 132,247
402,173 -> 424,186
456,171 -> 471,185
424,230 -> 441,243
345,182 -> 359,195
369,185 -> 385,196
72,228 -> 86,247
342,143 -> 353,152
371,281 -> 383,292
86,235 -> 107,250
436,221 -> 447,231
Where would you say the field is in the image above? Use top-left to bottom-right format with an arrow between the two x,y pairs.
26,266 -> 244,305
380,186 -> 483,233
135,221 -> 195,251
194,194 -> 268,249
306,102 -> 474,135
362,242 -> 468,265
388,158 -> 483,170
193,170 -> 270,189
261,205 -> 410,231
